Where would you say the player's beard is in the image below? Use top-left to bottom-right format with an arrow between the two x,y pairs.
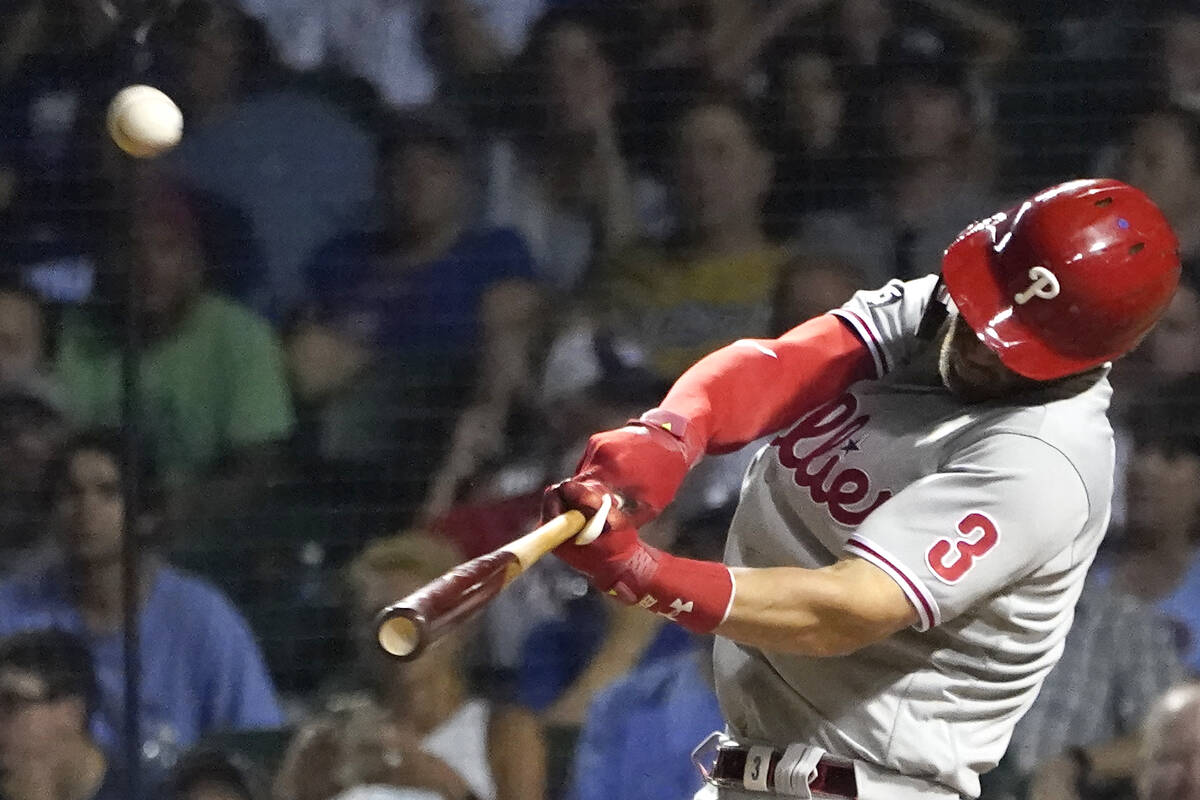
938,315 -> 993,403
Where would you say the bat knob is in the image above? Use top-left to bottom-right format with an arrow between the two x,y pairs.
375,605 -> 425,661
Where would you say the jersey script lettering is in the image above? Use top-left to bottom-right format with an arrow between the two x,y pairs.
771,394 -> 893,525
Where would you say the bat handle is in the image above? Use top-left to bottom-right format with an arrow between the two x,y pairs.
500,508 -> 588,574
375,510 -> 587,660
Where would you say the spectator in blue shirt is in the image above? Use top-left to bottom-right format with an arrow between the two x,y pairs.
0,430 -> 284,794
0,628 -> 126,800
289,107 -> 543,525
159,0 -> 376,320
565,631 -> 722,800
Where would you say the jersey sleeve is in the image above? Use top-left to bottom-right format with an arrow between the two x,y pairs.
831,274 -> 942,378
843,433 -> 1090,631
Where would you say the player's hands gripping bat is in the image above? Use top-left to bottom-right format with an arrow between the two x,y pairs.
374,497 -> 612,661
542,410 -> 733,635
546,507 -> 735,634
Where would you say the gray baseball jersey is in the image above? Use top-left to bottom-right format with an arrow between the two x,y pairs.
713,274 -> 1115,798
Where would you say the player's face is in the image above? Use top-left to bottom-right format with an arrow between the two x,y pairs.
938,313 -> 1036,402
53,449 -> 125,566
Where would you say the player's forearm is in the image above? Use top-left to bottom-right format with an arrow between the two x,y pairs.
658,315 -> 874,456
715,560 -> 918,657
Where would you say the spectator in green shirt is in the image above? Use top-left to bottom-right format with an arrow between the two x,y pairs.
54,177 -> 295,494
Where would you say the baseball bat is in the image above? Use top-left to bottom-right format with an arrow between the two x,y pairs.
375,504 -> 604,661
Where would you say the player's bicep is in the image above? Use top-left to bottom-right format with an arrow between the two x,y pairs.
846,434 -> 1090,630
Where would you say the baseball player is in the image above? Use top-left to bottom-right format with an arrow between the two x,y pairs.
542,178 -> 1182,799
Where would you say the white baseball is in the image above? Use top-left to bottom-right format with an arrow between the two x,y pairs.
106,85 -> 183,159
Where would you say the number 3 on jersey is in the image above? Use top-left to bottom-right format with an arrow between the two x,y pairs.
926,512 -> 999,584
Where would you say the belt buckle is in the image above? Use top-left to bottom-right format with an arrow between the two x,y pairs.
691,732 -> 743,789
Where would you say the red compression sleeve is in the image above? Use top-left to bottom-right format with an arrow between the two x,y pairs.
654,314 -> 875,457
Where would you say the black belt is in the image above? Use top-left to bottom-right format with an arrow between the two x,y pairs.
709,743 -> 858,798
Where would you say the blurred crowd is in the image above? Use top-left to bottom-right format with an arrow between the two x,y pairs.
2,1 -> 1200,799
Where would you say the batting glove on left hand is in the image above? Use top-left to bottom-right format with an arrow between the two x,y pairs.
546,498 -> 733,634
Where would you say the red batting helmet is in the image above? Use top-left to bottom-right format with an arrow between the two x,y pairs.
941,178 -> 1181,381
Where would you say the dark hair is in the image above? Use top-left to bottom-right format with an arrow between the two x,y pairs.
164,747 -> 266,800
376,107 -> 470,163
161,0 -> 279,90
520,6 -> 619,68
0,629 -> 98,722
43,429 -> 163,514
878,25 -> 971,92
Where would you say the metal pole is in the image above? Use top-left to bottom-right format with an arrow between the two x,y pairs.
118,188 -> 143,800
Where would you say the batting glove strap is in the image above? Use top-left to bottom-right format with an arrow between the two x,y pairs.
634,408 -> 706,467
559,532 -> 733,634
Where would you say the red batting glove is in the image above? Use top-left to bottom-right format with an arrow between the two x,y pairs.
542,409 -> 705,529
549,517 -> 734,634
543,409 -> 731,633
